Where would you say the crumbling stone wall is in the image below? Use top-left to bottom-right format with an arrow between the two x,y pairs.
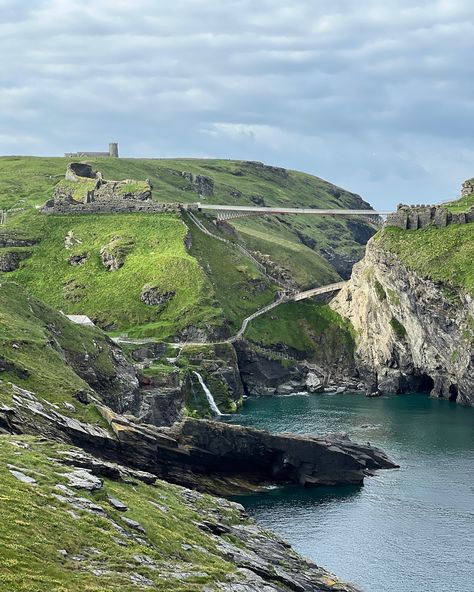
386,204 -> 474,230
42,200 -> 183,215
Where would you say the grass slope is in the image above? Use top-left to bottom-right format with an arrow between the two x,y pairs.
378,224 -> 474,296
0,436 -> 240,591
0,156 -> 373,342
6,212 -> 222,338
246,300 -> 355,362
0,281 -> 126,425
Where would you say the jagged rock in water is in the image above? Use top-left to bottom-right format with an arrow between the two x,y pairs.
331,238 -> 474,406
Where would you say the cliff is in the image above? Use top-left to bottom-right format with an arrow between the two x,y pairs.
331,236 -> 474,406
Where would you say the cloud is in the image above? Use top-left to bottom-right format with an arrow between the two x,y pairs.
0,0 -> 473,207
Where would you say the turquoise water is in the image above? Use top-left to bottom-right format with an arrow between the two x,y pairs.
228,393 -> 474,592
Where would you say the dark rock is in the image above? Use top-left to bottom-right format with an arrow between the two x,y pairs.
68,253 -> 88,266
0,250 -> 31,272
1,384 -> 396,496
181,172 -> 214,197
108,496 -> 128,512
122,517 -> 145,533
65,163 -> 96,181
250,194 -> 265,206
140,285 -> 175,307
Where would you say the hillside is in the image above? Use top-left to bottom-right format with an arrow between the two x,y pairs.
0,156 -> 374,349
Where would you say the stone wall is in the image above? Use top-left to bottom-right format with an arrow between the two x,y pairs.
42,199 -> 183,215
386,204 -> 474,230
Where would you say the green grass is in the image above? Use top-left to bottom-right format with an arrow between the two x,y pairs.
378,224 -> 474,296
389,317 -> 407,339
232,217 -> 341,289
446,192 -> 474,213
186,214 -> 277,333
0,281 -> 124,425
0,156 -> 373,346
7,211 -> 220,339
246,300 -> 355,363
55,178 -> 97,202
0,435 -> 242,591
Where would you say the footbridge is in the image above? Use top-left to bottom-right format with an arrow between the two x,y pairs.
194,203 -> 391,224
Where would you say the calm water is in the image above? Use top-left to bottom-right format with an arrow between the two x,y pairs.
228,393 -> 474,592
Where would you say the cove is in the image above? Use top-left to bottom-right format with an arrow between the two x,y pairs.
227,392 -> 474,592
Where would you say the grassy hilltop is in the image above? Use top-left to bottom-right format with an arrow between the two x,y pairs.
0,156 -> 371,348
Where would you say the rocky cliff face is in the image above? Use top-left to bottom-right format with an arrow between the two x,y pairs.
331,239 -> 474,406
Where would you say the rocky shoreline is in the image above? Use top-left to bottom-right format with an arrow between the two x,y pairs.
0,381 -> 397,495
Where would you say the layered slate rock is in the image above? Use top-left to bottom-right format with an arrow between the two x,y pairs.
0,436 -> 361,591
0,384 -> 397,495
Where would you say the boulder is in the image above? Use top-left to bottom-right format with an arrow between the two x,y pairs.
140,284 -> 175,307
0,250 -> 31,272
100,237 -> 134,271
68,253 -> 88,266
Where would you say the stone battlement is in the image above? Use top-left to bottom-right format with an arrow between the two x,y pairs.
386,204 -> 474,230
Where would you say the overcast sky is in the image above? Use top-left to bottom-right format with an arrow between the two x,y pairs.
1,0 -> 473,208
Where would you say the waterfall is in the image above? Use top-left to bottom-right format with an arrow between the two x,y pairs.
193,371 -> 222,417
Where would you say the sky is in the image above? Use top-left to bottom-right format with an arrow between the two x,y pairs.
1,0 -> 473,209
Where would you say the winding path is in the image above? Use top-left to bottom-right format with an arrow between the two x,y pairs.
112,210 -> 346,347
113,282 -> 345,348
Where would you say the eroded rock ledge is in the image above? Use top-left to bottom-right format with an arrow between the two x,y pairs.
0,382 -> 397,495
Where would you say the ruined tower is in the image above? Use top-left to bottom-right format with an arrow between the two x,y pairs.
109,143 -> 119,158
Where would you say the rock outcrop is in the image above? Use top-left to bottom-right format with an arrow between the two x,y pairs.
331,239 -> 474,406
0,382 -> 397,495
140,284 -> 175,306
0,250 -> 31,272
0,435 -> 361,591
181,171 -> 214,197
100,237 -> 134,271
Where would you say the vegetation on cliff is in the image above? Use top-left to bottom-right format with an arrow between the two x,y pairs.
378,223 -> 474,296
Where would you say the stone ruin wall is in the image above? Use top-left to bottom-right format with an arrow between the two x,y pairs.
386,178 -> 474,230
386,204 -> 474,230
461,178 -> 474,198
42,200 -> 185,216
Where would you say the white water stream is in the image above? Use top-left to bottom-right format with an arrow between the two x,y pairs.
193,371 -> 222,416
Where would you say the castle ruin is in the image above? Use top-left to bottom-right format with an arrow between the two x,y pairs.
65,142 -> 119,158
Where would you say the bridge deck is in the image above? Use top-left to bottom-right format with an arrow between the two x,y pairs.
197,204 -> 390,216
293,282 -> 346,301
